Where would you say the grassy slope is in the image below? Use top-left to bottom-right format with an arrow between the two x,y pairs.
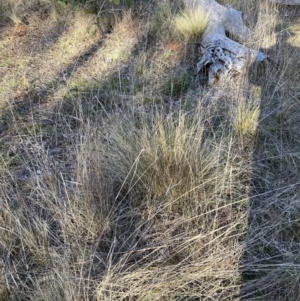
0,0 -> 300,300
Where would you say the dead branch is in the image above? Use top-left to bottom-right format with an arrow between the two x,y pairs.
183,0 -> 267,85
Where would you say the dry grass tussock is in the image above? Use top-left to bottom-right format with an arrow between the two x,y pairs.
0,0 -> 300,300
174,8 -> 209,42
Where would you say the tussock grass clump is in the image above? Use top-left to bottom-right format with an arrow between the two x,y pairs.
235,98 -> 260,138
174,8 -> 209,42
85,108 -> 249,300
100,111 -> 219,202
0,104 -> 250,300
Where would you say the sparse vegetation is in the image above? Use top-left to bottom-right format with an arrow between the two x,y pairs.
0,0 -> 300,300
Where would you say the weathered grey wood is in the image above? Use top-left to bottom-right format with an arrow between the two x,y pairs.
182,0 -> 267,85
270,0 -> 300,4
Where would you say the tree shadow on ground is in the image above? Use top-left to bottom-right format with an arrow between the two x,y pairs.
240,17 -> 300,300
0,35 -> 102,129
0,52 -> 133,183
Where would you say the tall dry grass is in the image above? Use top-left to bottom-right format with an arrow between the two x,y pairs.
0,103 -> 251,300
0,0 -> 300,300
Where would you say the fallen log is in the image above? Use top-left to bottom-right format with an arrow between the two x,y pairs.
183,0 -> 267,85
